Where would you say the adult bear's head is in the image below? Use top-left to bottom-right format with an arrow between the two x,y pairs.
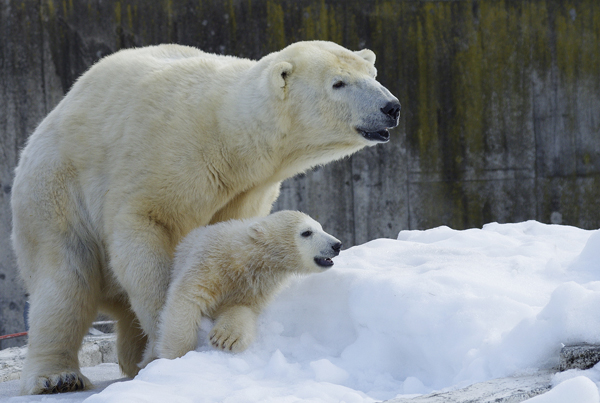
258,41 -> 400,158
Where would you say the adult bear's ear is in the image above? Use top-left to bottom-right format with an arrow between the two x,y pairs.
355,49 -> 376,65
270,61 -> 293,100
248,222 -> 265,242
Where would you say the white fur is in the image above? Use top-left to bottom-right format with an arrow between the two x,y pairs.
157,211 -> 341,360
10,41 -> 397,395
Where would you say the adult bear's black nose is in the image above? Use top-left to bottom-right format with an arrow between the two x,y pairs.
332,242 -> 342,256
381,101 -> 401,121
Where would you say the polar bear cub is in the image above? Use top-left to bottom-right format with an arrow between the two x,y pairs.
157,210 -> 342,359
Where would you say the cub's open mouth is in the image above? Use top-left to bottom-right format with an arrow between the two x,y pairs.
358,128 -> 390,143
314,257 -> 334,267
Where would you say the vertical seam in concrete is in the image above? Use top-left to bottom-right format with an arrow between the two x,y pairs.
39,0 -> 47,115
406,144 -> 412,230
531,0 -> 539,222
350,156 -> 356,246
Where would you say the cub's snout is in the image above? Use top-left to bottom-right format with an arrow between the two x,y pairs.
314,239 -> 343,268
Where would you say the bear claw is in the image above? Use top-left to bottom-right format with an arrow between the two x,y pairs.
210,328 -> 250,353
37,372 -> 87,394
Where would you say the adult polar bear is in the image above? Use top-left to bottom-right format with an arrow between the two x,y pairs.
11,40 -> 400,394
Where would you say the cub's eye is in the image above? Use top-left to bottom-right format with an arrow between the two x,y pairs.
332,81 -> 346,89
301,230 -> 313,237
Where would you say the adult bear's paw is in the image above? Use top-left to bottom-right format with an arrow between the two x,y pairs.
22,371 -> 91,395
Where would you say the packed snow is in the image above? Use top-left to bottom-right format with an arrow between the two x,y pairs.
3,220 -> 600,402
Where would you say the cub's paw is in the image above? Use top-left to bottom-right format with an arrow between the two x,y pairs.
209,326 -> 253,353
23,371 -> 90,395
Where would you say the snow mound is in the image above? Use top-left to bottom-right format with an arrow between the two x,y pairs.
523,376 -> 599,403
80,221 -> 599,402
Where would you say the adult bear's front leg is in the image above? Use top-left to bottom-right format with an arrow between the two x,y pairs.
108,213 -> 175,371
209,182 -> 281,223
210,305 -> 259,353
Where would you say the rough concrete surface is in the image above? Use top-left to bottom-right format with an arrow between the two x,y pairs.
385,373 -> 553,403
559,343 -> 600,371
0,334 -> 117,383
0,364 -> 124,401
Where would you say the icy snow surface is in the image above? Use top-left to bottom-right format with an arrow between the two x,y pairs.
6,221 -> 600,402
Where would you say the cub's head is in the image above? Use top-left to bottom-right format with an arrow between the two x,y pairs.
262,40 -> 400,159
248,211 -> 342,273
294,213 -> 342,272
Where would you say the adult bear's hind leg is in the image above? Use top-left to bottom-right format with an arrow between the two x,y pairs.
101,302 -> 148,377
19,236 -> 101,395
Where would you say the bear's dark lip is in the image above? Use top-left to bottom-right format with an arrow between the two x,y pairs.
357,128 -> 391,143
314,257 -> 334,267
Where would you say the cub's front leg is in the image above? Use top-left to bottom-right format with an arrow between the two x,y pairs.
157,285 -> 210,360
210,305 -> 258,353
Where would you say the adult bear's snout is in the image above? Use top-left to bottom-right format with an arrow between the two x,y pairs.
332,241 -> 342,256
381,101 -> 401,124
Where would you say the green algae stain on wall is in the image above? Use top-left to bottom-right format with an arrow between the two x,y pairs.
327,4 -> 343,45
26,0 -> 600,230
127,4 -> 134,31
396,0 -> 599,229
301,4 -> 319,41
555,3 -> 578,84
300,1 -> 343,45
529,2 -> 552,73
267,1 -> 286,51
413,2 -> 441,173
452,2 -> 484,171
554,1 -> 600,81
227,0 -> 237,37
114,1 -> 121,27
370,1 -> 401,87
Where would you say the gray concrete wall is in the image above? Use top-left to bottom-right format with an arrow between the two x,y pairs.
1,0 -> 599,348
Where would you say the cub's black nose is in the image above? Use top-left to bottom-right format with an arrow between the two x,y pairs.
381,101 -> 401,121
332,242 -> 342,256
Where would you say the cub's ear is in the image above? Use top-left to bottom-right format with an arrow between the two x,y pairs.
248,222 -> 265,242
355,49 -> 376,65
270,61 -> 293,100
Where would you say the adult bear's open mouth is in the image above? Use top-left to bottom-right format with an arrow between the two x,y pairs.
314,257 -> 334,267
358,128 -> 390,143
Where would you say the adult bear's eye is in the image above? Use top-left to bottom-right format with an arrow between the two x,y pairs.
301,230 -> 313,237
332,81 -> 345,89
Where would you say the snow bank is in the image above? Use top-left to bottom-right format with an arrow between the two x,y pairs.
77,221 -> 600,402
524,376 -> 599,403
